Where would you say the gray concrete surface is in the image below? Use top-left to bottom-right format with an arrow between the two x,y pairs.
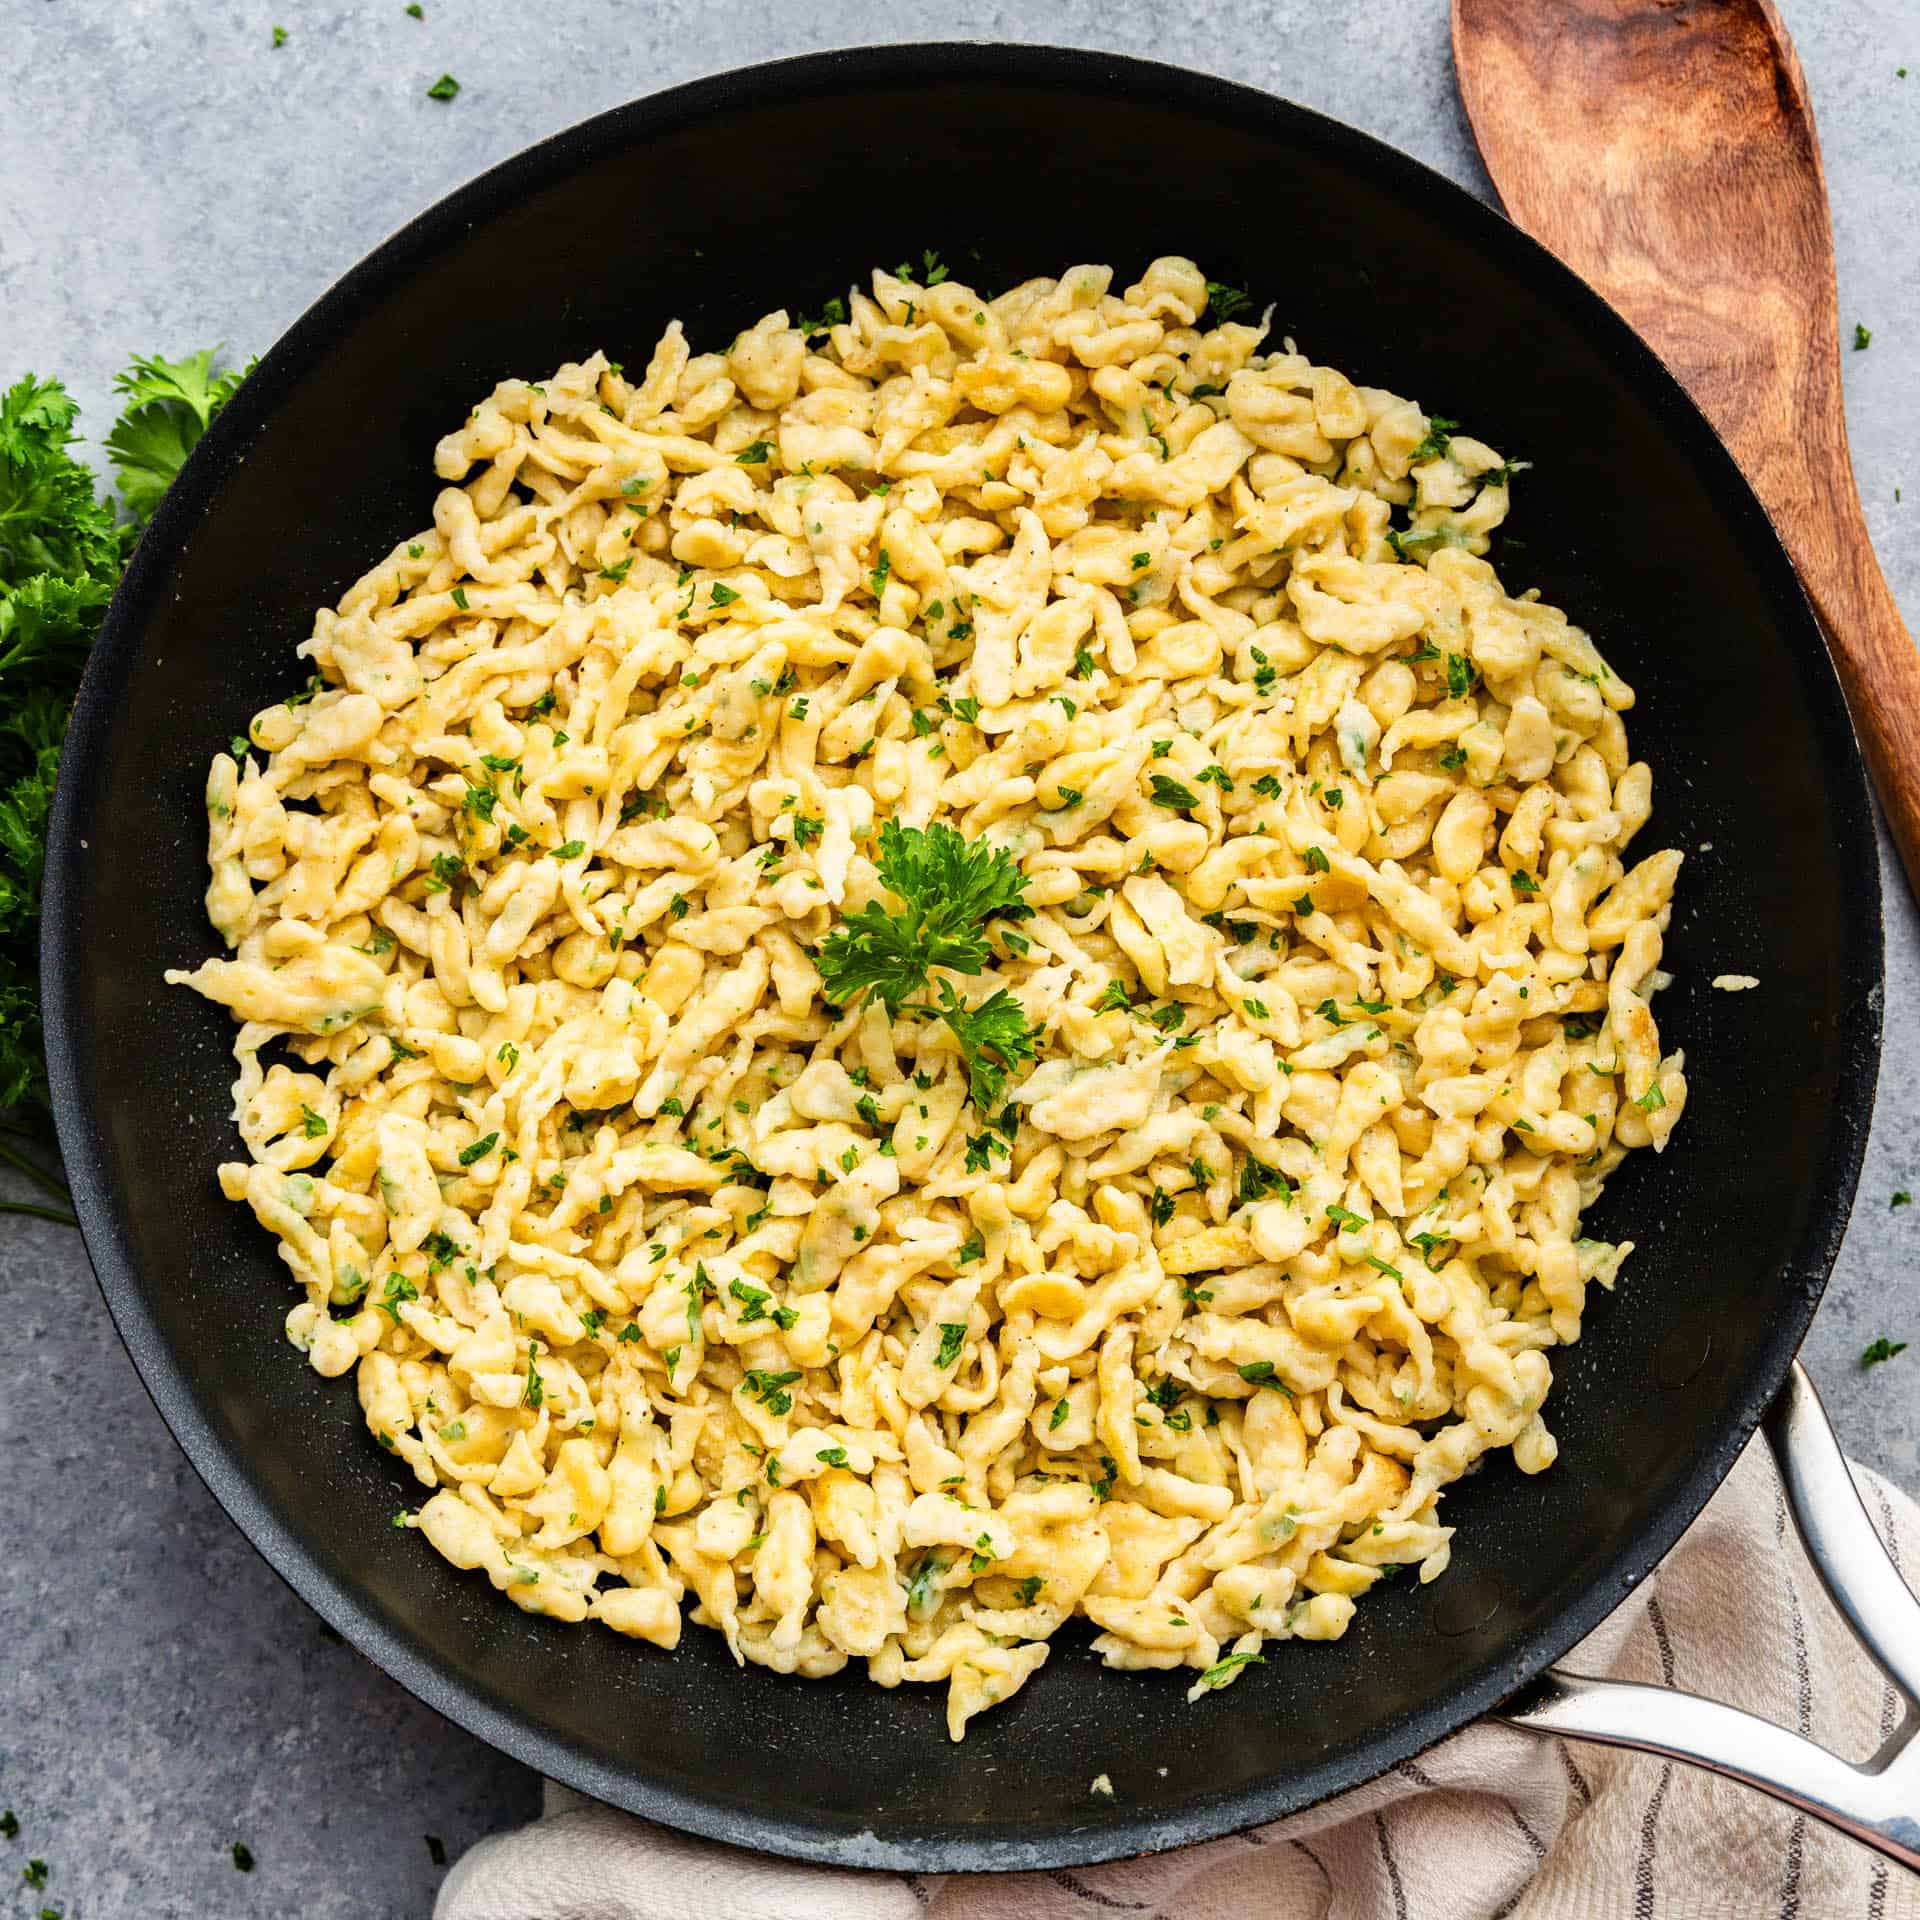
2,0 -> 1916,1913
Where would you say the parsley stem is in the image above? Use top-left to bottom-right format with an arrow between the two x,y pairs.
0,1139 -> 70,1201
0,1198 -> 77,1228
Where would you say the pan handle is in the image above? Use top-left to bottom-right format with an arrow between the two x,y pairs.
1495,1362 -> 1920,1874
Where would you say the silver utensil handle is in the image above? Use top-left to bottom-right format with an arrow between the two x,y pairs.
1497,1362 -> 1920,1874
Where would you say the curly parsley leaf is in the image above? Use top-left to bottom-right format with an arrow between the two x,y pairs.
932,978 -> 1040,1110
814,824 -> 1041,1112
104,349 -> 251,524
1,378 -> 127,591
816,820 -> 1030,1013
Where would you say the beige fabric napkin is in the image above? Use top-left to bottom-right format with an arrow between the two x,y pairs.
438,1437 -> 1920,1920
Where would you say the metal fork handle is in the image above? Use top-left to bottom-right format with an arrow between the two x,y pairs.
1496,1362 -> 1920,1874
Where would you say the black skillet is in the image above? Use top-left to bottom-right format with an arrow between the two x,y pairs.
43,43 -> 1899,1873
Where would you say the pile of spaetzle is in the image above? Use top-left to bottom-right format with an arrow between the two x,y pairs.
169,255 -> 1687,1740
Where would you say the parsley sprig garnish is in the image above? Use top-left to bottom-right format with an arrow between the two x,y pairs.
817,821 -> 1026,1007
816,822 -> 1040,1108
925,977 -> 1039,1109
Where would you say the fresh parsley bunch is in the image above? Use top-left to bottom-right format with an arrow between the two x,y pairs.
816,820 -> 1042,1109
0,348 -> 247,1217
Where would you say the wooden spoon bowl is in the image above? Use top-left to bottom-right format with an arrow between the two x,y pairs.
1453,0 -> 1920,888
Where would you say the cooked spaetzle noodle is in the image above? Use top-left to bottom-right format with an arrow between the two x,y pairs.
169,255 -> 1687,1739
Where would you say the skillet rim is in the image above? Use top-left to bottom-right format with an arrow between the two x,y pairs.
41,39 -> 1884,1871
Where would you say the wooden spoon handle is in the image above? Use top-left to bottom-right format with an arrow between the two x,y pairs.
1451,0 -> 1920,892
1784,491 -> 1920,882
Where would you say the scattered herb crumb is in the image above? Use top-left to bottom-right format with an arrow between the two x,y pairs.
1854,323 -> 1873,351
426,1835 -> 447,1865
1205,281 -> 1252,323
1862,1337 -> 1908,1368
1892,1191 -> 1911,1210
1194,1648 -> 1266,1690
231,1842 -> 255,1872
427,73 -> 460,101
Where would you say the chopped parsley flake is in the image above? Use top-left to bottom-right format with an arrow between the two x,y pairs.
743,1368 -> 802,1414
1206,281 -> 1253,322
1196,1648 -> 1265,1688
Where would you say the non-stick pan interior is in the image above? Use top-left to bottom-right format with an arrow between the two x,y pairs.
45,46 -> 1880,1869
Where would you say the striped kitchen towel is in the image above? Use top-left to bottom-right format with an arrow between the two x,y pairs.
437,1436 -> 1919,1919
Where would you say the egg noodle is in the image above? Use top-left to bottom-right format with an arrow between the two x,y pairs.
169,255 -> 1687,1740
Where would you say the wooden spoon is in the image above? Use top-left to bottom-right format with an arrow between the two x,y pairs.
1452,0 -> 1920,888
